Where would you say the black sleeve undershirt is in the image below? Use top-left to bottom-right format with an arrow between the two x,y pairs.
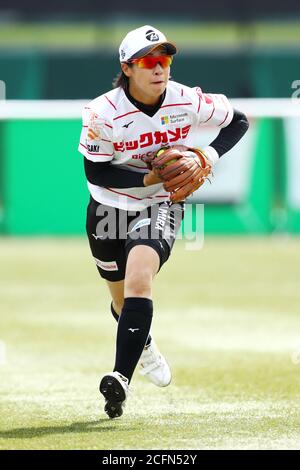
83,108 -> 249,189
84,158 -> 146,188
208,108 -> 249,157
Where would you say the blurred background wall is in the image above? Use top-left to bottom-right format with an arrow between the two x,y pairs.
1,0 -> 300,99
0,0 -> 299,235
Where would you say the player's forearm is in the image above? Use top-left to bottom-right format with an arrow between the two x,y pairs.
84,158 -> 161,188
84,158 -> 146,188
205,109 -> 249,163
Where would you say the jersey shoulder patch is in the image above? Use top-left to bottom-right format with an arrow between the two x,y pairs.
84,88 -> 126,122
167,81 -> 204,115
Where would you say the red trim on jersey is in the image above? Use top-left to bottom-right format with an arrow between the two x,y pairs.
104,95 -> 117,110
204,103 -> 215,123
80,143 -> 113,156
160,102 -> 192,109
197,96 -> 201,114
106,188 -> 143,200
219,111 -> 229,126
218,96 -> 230,126
113,110 -> 141,121
86,151 -> 113,156
84,123 -> 113,130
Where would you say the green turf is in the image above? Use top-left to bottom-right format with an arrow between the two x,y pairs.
0,236 -> 300,450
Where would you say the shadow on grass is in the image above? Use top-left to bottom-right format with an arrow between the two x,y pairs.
0,419 -> 134,439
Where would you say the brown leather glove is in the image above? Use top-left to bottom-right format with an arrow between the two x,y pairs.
143,145 -> 212,202
142,145 -> 188,171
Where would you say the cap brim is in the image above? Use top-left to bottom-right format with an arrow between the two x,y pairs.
129,42 -> 177,60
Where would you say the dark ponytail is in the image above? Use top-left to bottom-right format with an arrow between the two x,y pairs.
112,63 -> 133,89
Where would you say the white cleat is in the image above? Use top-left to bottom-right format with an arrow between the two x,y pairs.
139,340 -> 171,387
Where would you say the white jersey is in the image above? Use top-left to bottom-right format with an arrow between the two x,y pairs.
78,80 -> 233,211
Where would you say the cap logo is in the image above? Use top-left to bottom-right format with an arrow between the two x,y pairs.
120,49 -> 126,59
145,30 -> 159,42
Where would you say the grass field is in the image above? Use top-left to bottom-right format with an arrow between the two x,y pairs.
1,236 -> 300,450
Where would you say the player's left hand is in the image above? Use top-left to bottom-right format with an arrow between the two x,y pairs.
165,148 -> 212,202
144,145 -> 212,202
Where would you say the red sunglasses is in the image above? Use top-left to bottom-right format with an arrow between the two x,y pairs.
129,55 -> 173,69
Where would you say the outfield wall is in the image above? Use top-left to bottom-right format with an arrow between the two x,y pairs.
0,99 -> 299,235
1,50 -> 300,100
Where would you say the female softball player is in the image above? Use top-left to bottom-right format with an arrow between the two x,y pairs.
78,25 -> 249,419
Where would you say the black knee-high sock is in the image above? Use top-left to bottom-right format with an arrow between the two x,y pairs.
113,297 -> 153,383
111,302 -> 152,346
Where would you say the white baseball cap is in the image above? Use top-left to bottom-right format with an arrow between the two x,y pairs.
119,25 -> 177,63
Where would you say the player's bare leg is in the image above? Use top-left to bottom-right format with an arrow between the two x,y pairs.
100,245 -> 170,418
125,245 -> 172,387
100,246 -> 171,418
106,279 -> 124,315
124,244 -> 159,298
